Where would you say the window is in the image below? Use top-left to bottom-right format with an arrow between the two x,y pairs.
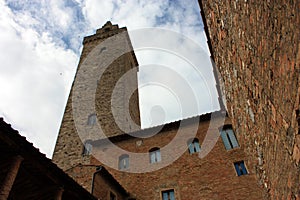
187,138 -> 201,154
118,154 -> 129,170
100,47 -> 107,53
82,140 -> 92,156
220,126 -> 239,150
87,114 -> 96,125
110,192 -> 116,200
234,161 -> 248,176
162,189 -> 175,200
149,147 -> 161,163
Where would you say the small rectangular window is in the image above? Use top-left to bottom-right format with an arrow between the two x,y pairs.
221,128 -> 239,150
149,148 -> 161,163
87,114 -> 96,125
188,138 -> 201,154
234,161 -> 248,176
162,189 -> 175,200
118,154 -> 129,170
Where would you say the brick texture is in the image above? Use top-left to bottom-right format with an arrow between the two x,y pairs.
199,0 -> 300,199
90,115 -> 267,199
52,21 -> 269,199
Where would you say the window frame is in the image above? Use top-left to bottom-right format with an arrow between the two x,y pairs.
187,138 -> 201,154
118,154 -> 129,170
234,161 -> 248,176
220,125 -> 239,150
149,147 -> 161,164
161,189 -> 175,200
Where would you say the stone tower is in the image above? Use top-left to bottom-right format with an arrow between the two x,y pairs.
52,22 -> 140,189
52,20 -> 269,199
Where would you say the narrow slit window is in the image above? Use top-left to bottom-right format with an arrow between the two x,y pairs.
220,126 -> 239,150
149,147 -> 161,163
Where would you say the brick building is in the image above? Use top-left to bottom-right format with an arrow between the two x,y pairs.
52,21 -> 267,199
199,0 -> 299,199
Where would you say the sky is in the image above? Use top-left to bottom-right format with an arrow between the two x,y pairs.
0,0 -> 219,158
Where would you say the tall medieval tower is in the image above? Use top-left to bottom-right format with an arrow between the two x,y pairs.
52,22 -> 140,190
52,21 -> 267,199
51,1 -> 299,199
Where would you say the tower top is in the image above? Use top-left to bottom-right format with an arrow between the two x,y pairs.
96,21 -> 122,34
83,21 -> 126,44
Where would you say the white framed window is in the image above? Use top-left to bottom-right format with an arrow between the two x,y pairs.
149,147 -> 161,163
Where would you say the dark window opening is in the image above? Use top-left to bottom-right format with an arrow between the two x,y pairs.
110,192 -> 116,200
234,161 -> 248,176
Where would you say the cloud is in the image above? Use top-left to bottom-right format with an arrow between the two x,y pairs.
0,0 -> 218,158
0,0 -> 78,157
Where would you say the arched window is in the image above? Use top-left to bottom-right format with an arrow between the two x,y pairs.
82,140 -> 92,156
118,154 -> 129,170
187,138 -> 201,154
149,147 -> 161,163
87,114 -> 96,125
220,125 -> 239,150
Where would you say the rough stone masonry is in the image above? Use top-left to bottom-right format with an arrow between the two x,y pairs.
199,0 -> 299,199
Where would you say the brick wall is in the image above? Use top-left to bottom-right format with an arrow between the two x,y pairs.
199,1 -> 300,199
90,115 -> 267,200
92,168 -> 129,200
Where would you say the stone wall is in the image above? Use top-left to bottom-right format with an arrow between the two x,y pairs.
199,1 -> 300,199
52,22 -> 141,183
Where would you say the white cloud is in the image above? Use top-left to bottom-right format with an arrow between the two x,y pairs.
0,0 -> 78,157
0,0 -> 218,158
